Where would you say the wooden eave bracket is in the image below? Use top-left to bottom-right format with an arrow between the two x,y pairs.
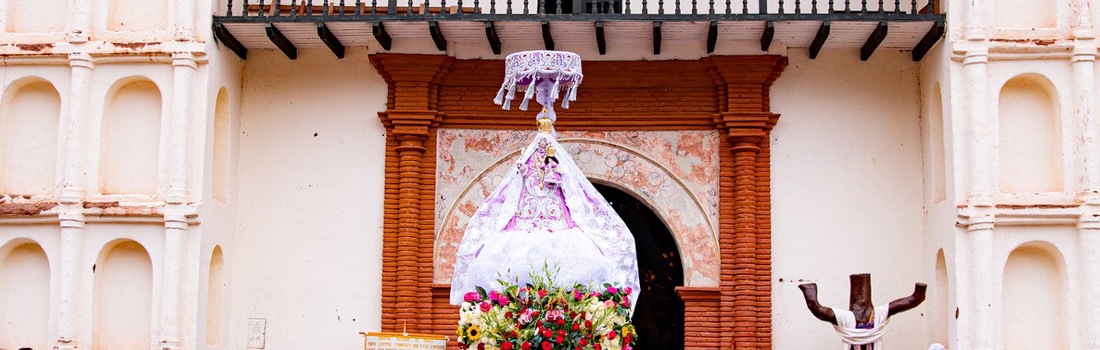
429,21 -> 448,51
653,21 -> 663,55
542,21 -> 555,50
860,21 -> 888,61
809,20 -> 830,59
213,23 -> 248,60
706,21 -> 718,54
760,21 -> 774,51
486,21 -> 502,55
266,23 -> 298,59
912,20 -> 945,61
318,23 -> 346,58
373,21 -> 393,50
596,21 -> 607,55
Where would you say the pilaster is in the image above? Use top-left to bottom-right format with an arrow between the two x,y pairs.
706,55 -> 786,350
53,52 -> 94,350
370,54 -> 452,334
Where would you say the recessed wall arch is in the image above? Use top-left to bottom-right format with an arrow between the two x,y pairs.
206,245 -> 225,346
434,135 -> 720,287
0,238 -> 51,350
99,77 -> 163,196
212,87 -> 233,203
93,239 -> 153,350
1001,241 -> 1067,350
997,73 -> 1063,194
0,77 -> 62,196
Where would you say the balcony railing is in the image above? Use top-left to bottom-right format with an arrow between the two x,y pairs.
212,0 -> 944,61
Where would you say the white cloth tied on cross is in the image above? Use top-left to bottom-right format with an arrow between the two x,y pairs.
830,305 -> 890,350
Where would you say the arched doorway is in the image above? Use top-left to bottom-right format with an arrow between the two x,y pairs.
594,183 -> 685,350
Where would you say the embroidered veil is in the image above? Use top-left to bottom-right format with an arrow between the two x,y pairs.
449,51 -> 641,312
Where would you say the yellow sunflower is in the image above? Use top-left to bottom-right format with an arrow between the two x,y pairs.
621,324 -> 636,337
466,325 -> 483,340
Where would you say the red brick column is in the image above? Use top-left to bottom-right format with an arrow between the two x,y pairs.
678,287 -> 723,350
371,54 -> 451,333
706,56 -> 787,350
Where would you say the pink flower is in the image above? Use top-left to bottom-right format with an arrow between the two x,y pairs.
465,292 -> 482,302
604,300 -> 616,308
538,289 -> 547,298
625,287 -> 632,294
607,286 -> 618,294
498,297 -> 511,306
490,290 -> 501,301
480,302 -> 491,312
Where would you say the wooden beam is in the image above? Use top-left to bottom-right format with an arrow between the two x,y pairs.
485,21 -> 502,55
706,21 -> 717,54
265,23 -> 297,59
542,21 -> 555,50
653,21 -> 662,55
213,23 -> 247,60
596,21 -> 606,55
373,21 -> 392,50
859,21 -> 888,61
317,23 -> 345,59
912,20 -> 945,61
429,21 -> 447,51
808,20 -> 830,59
760,21 -> 774,51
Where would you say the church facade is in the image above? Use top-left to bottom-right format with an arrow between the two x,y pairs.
0,1 -> 1096,350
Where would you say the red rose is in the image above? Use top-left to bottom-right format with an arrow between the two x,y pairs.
569,312 -> 577,319
555,335 -> 564,343
503,342 -> 513,350
522,342 -> 531,350
584,321 -> 592,328
557,330 -> 566,337
460,344 -> 468,350
556,319 -> 565,326
512,331 -> 519,338
571,323 -> 580,331
541,341 -> 552,350
505,312 -> 514,319
607,331 -> 617,340
624,336 -> 632,344
478,343 -> 486,350
579,339 -> 588,346
594,344 -> 602,350
542,329 -> 552,338
538,290 -> 547,298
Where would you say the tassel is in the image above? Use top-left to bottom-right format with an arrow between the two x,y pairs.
503,96 -> 512,110
493,84 -> 506,105
549,77 -> 561,102
519,82 -> 537,111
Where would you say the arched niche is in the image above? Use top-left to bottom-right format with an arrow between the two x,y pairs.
994,0 -> 1056,29
928,83 -> 946,202
1001,242 -> 1067,350
93,240 -> 153,350
206,246 -> 225,346
998,74 -> 1062,194
106,0 -> 169,31
932,249 -> 949,345
212,88 -> 233,203
1,78 -> 62,195
434,136 -> 720,287
100,79 -> 162,195
0,239 -> 51,350
5,0 -> 67,33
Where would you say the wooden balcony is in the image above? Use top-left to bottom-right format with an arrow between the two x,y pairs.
212,0 -> 945,61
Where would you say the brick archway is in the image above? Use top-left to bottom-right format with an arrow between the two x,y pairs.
370,54 -> 786,350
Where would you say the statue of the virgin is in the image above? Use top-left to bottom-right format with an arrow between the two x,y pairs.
449,51 -> 641,311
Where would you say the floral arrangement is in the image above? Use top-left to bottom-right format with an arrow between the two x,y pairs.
456,266 -> 636,350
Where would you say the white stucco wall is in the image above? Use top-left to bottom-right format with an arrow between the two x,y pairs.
228,48 -> 388,350
770,49 -> 928,350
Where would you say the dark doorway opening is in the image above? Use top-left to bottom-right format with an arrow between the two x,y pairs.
593,183 -> 685,350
